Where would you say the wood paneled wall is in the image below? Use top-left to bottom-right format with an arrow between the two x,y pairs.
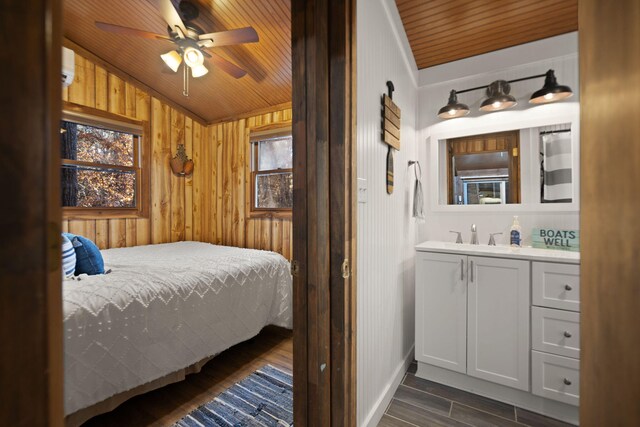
194,109 -> 293,260
61,53 -> 207,248
61,52 -> 292,260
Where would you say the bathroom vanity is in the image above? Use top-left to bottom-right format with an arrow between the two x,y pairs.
415,241 -> 580,424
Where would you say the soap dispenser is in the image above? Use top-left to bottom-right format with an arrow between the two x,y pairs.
510,216 -> 522,247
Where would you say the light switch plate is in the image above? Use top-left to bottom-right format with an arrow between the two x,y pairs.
357,178 -> 367,203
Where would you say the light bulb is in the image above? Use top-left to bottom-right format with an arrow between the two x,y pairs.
183,47 -> 204,67
191,64 -> 209,78
448,109 -> 455,116
544,93 -> 554,100
492,101 -> 502,109
161,50 -> 182,72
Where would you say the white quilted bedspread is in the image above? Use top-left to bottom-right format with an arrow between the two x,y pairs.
63,242 -> 293,415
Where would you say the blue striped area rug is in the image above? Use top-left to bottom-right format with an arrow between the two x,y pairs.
173,364 -> 294,427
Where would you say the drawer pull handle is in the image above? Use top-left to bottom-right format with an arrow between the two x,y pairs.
564,284 -> 573,291
461,259 -> 464,281
564,331 -> 572,338
563,378 -> 572,386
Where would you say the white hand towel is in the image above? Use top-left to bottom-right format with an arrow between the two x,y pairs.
412,161 -> 425,222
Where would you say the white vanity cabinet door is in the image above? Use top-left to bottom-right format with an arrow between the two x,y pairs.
467,256 -> 530,391
415,252 -> 467,373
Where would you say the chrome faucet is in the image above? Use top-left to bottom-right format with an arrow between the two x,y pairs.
488,232 -> 503,246
470,224 -> 479,245
449,230 -> 463,244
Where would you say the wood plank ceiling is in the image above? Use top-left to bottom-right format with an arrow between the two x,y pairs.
63,0 -> 291,123
395,0 -> 578,69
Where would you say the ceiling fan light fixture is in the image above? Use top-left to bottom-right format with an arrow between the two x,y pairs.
183,47 -> 204,68
529,69 -> 573,104
161,50 -> 182,72
95,0 -> 254,98
191,64 -> 209,78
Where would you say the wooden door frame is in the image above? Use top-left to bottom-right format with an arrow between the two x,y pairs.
0,0 -> 64,424
292,0 -> 357,425
579,0 -> 640,425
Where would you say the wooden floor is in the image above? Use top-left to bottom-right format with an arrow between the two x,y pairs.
378,362 -> 574,427
81,334 -> 573,427
83,326 -> 293,427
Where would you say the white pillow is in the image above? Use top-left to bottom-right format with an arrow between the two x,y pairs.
62,234 -> 76,278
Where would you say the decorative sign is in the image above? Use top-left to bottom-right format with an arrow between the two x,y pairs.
383,94 -> 401,150
532,228 -> 579,252
382,81 -> 401,195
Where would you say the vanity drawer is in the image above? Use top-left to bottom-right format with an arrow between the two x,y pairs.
532,351 -> 580,406
532,307 -> 580,359
532,262 -> 580,312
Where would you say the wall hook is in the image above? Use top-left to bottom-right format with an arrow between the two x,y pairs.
386,81 -> 395,99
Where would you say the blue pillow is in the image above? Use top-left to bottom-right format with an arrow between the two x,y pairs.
63,233 -> 105,275
61,234 -> 76,278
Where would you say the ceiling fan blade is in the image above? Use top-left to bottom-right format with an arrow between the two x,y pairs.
198,27 -> 259,48
95,21 -> 172,41
158,0 -> 186,34
207,52 -> 247,79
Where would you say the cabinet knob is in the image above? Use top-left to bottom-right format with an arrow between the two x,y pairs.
564,284 -> 573,291
563,378 -> 572,386
564,331 -> 572,338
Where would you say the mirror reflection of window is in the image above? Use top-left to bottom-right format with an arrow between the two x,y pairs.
447,131 -> 521,205
539,125 -> 572,203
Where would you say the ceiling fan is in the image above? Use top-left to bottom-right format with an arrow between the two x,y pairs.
95,0 -> 259,95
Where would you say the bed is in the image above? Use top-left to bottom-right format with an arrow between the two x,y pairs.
63,241 -> 293,425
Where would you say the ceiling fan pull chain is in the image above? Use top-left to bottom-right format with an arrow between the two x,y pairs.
183,63 -> 189,97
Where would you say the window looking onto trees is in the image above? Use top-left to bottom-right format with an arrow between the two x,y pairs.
250,127 -> 293,216
61,104 -> 148,218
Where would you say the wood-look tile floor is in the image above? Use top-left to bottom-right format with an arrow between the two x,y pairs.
378,362 -> 575,427
82,326 -> 292,427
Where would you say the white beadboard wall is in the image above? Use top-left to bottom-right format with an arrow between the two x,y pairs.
357,0 -> 418,425
416,33 -> 580,245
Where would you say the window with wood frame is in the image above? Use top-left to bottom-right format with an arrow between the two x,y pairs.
60,103 -> 149,218
250,126 -> 293,216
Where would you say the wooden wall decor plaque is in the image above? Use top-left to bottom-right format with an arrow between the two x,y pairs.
382,81 -> 401,194
383,94 -> 401,150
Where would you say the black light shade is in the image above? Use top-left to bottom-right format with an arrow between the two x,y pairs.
437,90 -> 470,119
529,69 -> 573,104
480,80 -> 517,112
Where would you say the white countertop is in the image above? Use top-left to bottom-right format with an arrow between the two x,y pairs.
415,241 -> 580,264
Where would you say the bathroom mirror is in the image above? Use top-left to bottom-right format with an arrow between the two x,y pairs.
428,104 -> 580,212
447,130 -> 520,205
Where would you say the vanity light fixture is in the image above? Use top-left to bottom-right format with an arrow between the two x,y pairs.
437,90 -> 470,118
529,69 -> 573,104
479,80 -> 517,112
437,69 -> 573,120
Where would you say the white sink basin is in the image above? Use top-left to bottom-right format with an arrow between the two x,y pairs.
415,240 -> 580,263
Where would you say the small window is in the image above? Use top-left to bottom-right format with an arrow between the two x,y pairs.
61,103 -> 149,218
250,127 -> 293,216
